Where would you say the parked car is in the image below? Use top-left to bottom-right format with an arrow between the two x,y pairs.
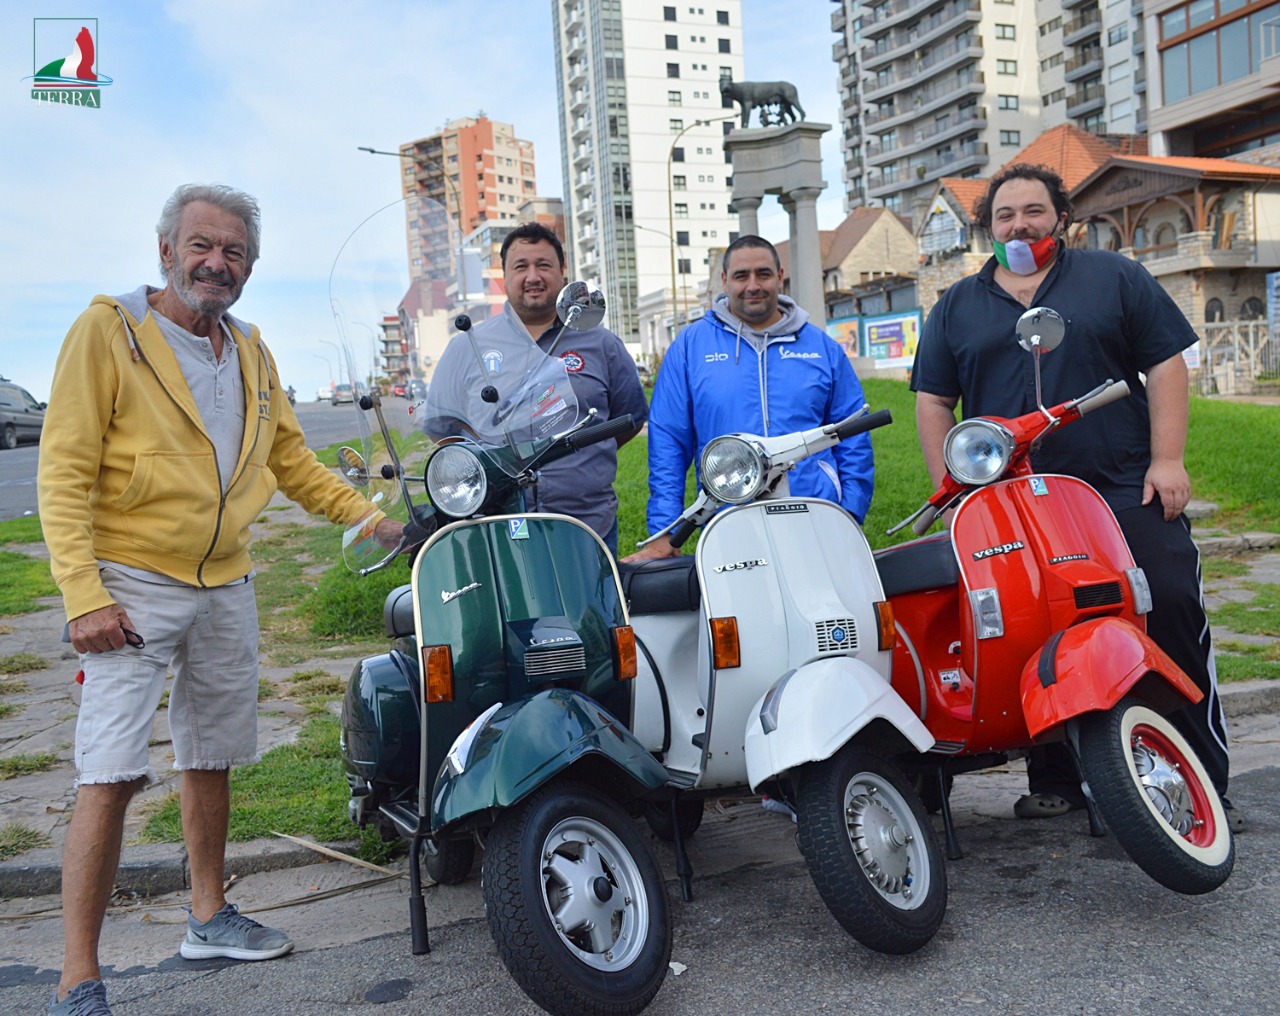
391,381 -> 408,398
331,383 -> 354,405
0,378 -> 45,449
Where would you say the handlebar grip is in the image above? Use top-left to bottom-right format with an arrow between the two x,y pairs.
669,516 -> 698,549
1077,380 -> 1130,415
566,414 -> 635,451
836,408 -> 892,441
912,503 -> 941,536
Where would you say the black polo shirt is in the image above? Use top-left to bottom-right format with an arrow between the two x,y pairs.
912,248 -> 1197,510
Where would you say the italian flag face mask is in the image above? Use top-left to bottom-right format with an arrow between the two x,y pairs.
993,232 -> 1058,275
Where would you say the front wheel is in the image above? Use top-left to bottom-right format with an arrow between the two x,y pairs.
796,746 -> 946,955
1077,697 -> 1233,895
482,782 -> 671,1016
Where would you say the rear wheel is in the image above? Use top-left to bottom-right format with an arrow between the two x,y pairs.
797,746 -> 946,955
2,425 -> 15,450
482,782 -> 671,1016
1077,696 -> 1233,895
643,797 -> 704,841
424,835 -> 475,885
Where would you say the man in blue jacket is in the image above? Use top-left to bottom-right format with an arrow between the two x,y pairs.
626,235 -> 874,560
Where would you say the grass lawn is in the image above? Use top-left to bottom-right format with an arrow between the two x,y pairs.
4,383 -> 1277,856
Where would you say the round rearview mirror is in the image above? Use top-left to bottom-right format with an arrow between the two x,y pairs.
556,281 -> 606,332
336,446 -> 369,489
1015,307 -> 1065,354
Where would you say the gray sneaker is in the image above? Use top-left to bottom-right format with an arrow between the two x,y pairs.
49,980 -> 112,1015
179,903 -> 294,961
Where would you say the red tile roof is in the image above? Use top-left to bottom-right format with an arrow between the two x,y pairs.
938,177 -> 987,221
1009,123 -> 1128,190
1106,155 -> 1280,179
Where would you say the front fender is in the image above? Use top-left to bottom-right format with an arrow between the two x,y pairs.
1020,617 -> 1204,738
744,658 -> 935,791
431,687 -> 668,828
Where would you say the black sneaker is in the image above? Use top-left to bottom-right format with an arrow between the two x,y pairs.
1222,796 -> 1245,834
180,903 -> 294,961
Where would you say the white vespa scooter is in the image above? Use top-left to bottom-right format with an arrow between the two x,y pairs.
620,408 -> 947,955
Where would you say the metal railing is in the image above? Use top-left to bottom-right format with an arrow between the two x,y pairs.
1187,320 -> 1280,396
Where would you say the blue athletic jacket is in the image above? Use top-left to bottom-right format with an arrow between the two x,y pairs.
647,294 -> 875,533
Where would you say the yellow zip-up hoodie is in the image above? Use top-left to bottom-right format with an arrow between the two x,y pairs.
38,293 -> 373,622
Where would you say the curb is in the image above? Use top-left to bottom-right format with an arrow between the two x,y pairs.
4,683 -> 1276,901
1196,532 -> 1280,557
0,836 -> 361,901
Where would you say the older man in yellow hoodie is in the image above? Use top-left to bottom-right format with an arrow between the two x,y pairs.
38,184 -> 401,1016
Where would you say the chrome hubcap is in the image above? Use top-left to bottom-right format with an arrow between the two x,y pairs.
846,785 -> 915,898
1132,735 -> 1196,836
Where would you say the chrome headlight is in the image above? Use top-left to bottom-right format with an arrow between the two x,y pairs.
426,445 -> 487,517
700,436 -> 767,504
944,420 -> 1015,486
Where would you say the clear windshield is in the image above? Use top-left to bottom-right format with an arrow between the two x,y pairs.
329,195 -> 580,573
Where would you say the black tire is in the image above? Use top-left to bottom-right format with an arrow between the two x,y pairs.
424,834 -> 475,885
913,771 -> 954,816
643,797 -> 704,841
482,782 -> 671,1016
796,746 -> 947,955
1077,696 -> 1233,895
1,425 -> 15,450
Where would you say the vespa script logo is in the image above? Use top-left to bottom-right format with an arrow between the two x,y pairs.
714,558 -> 768,573
778,348 -> 821,359
28,20 -> 113,108
972,541 -> 1024,561
441,582 -> 482,604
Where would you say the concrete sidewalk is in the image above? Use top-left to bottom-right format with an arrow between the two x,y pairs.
3,517 -> 1279,901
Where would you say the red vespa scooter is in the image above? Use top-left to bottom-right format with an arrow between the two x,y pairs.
876,306 -> 1233,896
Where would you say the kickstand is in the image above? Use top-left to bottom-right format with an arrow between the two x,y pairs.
935,767 -> 963,861
669,797 -> 695,901
407,830 -> 431,954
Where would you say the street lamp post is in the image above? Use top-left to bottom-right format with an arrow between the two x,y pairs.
666,114 -> 738,335
311,353 -> 333,389
358,144 -> 469,305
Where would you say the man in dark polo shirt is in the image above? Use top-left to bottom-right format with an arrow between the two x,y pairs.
911,163 -> 1237,828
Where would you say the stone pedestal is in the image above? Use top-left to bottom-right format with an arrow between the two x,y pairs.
724,122 -> 830,323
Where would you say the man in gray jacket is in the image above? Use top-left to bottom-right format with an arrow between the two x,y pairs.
424,223 -> 648,555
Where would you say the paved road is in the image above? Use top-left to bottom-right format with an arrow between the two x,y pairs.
3,758 -> 1276,1015
0,399 -> 418,522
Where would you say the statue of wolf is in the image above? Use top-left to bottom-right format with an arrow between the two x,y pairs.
719,77 -> 806,128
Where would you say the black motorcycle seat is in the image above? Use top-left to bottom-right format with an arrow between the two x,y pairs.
384,584 -> 415,638
873,533 -> 959,598
618,557 -> 701,615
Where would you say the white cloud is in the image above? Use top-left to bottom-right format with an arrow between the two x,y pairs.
1,0 -> 850,400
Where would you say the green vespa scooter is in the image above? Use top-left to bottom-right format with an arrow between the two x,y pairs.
331,199 -> 670,1016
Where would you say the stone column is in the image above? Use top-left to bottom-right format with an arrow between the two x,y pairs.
789,187 -> 825,323
734,195 -> 762,238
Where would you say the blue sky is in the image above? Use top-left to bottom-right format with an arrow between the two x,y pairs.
2,1 -> 848,401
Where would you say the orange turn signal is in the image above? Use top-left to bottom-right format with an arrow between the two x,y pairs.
874,601 -> 895,652
613,625 -> 637,681
422,645 -> 455,703
710,616 -> 741,670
